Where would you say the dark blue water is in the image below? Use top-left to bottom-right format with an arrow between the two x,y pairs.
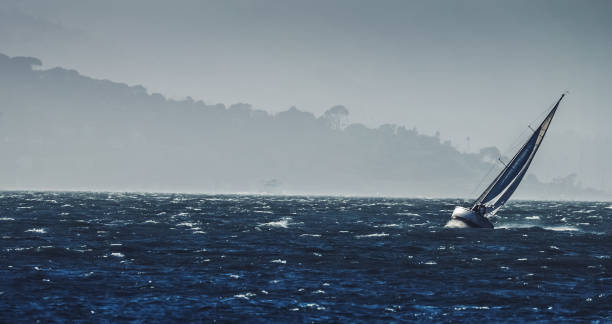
0,192 -> 610,322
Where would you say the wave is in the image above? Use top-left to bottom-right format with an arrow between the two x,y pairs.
25,228 -> 47,233
355,233 -> 389,238
259,217 -> 292,228
542,225 -> 579,232
444,219 -> 468,228
496,223 -> 579,232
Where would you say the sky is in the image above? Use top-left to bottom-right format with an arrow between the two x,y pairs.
1,0 -> 611,190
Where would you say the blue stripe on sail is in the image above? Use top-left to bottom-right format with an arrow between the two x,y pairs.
491,159 -> 532,210
481,130 -> 539,204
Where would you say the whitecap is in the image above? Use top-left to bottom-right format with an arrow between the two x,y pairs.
525,216 -> 540,220
409,222 -> 429,227
375,224 -> 400,228
496,223 -> 575,231
111,252 -> 124,258
176,222 -> 197,227
424,261 -> 437,265
299,303 -> 325,310
25,228 -> 46,233
0,217 -> 15,221
259,217 -> 292,228
454,305 -> 490,311
300,234 -> 321,237
234,292 -> 255,300
444,219 -> 468,228
355,233 -> 389,238
543,226 -> 579,232
397,212 -> 420,217
271,259 -> 286,264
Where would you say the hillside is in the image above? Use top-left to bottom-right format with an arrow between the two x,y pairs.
0,53 -> 607,200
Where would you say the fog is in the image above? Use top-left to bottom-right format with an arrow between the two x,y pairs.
0,54 -> 607,200
0,0 -> 610,197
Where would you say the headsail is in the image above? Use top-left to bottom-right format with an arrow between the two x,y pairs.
474,94 -> 565,215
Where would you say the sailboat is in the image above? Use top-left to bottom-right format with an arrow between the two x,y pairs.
450,94 -> 565,228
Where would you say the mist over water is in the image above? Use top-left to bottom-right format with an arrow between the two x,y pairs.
1,53 -> 608,200
1,192 -> 609,322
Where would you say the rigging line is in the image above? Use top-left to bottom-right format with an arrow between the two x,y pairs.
469,159 -> 500,197
500,99 -> 556,159
468,94 -> 562,200
470,97 -> 555,199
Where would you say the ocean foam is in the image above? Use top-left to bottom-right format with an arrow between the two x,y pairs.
397,212 -> 420,217
355,233 -> 389,238
300,234 -> 321,237
259,217 -> 292,228
444,219 -> 468,228
234,292 -> 255,300
543,226 -> 579,232
25,228 -> 46,233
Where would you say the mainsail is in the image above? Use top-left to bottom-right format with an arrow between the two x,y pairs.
473,94 -> 565,216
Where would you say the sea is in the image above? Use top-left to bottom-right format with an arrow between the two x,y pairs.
0,191 -> 610,322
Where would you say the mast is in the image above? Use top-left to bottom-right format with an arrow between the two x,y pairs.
473,94 -> 565,214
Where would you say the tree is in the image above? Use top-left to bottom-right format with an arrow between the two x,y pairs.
321,105 -> 349,130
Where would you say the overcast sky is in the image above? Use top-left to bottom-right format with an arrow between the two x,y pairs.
1,0 -> 611,190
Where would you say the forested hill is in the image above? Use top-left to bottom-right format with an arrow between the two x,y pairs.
0,53 -> 607,200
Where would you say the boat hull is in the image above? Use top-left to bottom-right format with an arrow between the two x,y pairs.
450,206 -> 494,228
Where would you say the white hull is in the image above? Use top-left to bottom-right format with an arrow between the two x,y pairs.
450,206 -> 494,229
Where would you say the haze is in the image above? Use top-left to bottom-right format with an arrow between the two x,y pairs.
1,0 -> 611,194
